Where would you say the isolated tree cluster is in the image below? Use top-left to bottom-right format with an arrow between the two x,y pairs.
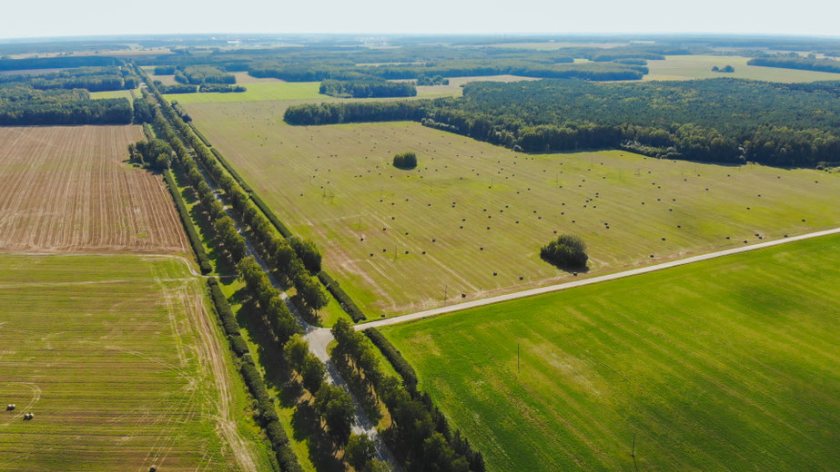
393,151 -> 418,170
540,234 -> 589,270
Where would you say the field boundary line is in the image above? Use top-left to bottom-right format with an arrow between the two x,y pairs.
357,227 -> 840,330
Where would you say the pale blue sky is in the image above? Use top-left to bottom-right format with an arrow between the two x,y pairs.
1,0 -> 838,39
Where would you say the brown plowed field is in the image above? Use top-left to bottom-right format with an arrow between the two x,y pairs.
0,126 -> 187,254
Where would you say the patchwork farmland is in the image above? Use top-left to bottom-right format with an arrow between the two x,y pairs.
0,126 -> 187,254
381,233 -> 840,471
0,254 -> 268,471
184,101 -> 840,317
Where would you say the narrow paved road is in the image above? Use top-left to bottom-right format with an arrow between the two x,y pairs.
355,227 -> 840,330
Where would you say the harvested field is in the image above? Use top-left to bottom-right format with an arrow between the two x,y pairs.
184,101 -> 840,317
0,253 -> 266,471
0,126 -> 187,254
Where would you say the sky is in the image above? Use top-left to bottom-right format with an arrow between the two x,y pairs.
1,0 -> 839,39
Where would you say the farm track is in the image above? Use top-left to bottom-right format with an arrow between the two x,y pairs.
358,226 -> 840,329
0,126 -> 187,254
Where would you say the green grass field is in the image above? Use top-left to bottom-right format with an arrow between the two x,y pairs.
382,233 -> 840,471
183,100 -> 840,317
165,73 -> 533,104
89,88 -> 138,102
644,55 -> 840,82
169,80 -> 324,104
0,253 -> 271,471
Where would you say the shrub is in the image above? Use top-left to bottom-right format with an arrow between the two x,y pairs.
540,234 -> 588,270
393,151 -> 417,170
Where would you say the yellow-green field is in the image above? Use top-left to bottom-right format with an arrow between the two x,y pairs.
183,100 -> 840,317
89,88 -> 138,101
165,73 -> 535,104
644,55 -> 840,82
0,253 -> 271,471
382,233 -> 840,471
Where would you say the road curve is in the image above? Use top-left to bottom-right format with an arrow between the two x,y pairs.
356,227 -> 840,331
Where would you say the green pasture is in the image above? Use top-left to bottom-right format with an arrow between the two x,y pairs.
183,101 -> 840,317
383,233 -> 840,471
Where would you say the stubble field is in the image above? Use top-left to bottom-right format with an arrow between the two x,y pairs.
0,126 -> 187,254
0,254 -> 267,471
183,101 -> 840,317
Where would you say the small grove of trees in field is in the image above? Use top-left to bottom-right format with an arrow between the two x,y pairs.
416,75 -> 450,86
319,79 -> 417,98
540,234 -> 588,270
711,65 -> 735,73
393,151 -> 417,169
129,139 -> 172,170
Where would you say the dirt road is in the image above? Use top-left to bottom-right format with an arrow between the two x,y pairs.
357,227 -> 840,330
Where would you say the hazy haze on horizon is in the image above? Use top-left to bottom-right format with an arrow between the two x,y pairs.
1,0 -> 839,40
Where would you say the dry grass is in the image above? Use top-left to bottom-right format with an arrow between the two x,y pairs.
0,126 -> 187,254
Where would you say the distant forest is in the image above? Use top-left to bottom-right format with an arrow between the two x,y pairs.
0,64 -> 141,125
286,78 -> 840,167
748,55 -> 840,74
0,66 -> 138,92
130,43 -> 662,82
0,87 -> 132,125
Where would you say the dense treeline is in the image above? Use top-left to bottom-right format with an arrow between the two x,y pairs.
332,320 -> 485,472
207,278 -> 302,472
364,328 -> 418,392
0,87 -> 132,125
133,42 -> 655,83
255,61 -> 645,82
174,66 -> 237,85
0,66 -> 138,91
151,85 -> 302,468
286,79 -> 840,167
162,170 -> 212,274
748,55 -> 840,74
284,100 -> 429,125
143,74 -> 329,313
145,78 -> 326,470
0,55 -> 122,71
317,272 -> 366,322
155,82 -> 246,94
416,75 -> 449,86
319,79 -> 417,98
144,67 -> 484,467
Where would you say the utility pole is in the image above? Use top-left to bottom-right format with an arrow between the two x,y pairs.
517,343 -> 520,374
443,284 -> 448,303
